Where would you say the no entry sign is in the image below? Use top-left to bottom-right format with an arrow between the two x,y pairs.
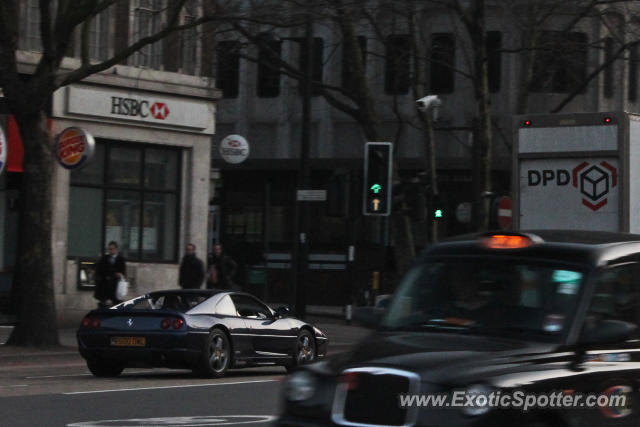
497,196 -> 512,230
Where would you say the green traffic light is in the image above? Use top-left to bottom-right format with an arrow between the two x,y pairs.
370,183 -> 382,194
434,209 -> 444,219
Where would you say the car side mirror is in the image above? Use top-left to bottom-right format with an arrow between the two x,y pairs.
274,306 -> 290,318
580,319 -> 637,345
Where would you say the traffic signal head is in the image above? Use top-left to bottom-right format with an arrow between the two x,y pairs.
434,208 -> 444,219
363,142 -> 393,216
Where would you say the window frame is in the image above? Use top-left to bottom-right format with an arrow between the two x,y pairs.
69,140 -> 182,263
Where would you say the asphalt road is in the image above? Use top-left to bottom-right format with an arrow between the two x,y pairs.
0,319 -> 371,426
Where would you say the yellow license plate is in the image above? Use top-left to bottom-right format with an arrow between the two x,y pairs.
110,336 -> 146,347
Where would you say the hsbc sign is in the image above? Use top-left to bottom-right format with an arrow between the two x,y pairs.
111,97 -> 171,120
62,85 -> 213,133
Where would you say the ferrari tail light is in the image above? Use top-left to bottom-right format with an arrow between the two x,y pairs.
161,317 -> 184,330
81,316 -> 91,328
172,318 -> 184,330
81,316 -> 101,329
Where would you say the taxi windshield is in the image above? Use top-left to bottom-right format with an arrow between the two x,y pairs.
382,259 -> 585,341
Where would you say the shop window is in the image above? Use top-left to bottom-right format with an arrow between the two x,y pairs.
531,31 -> 587,93
603,37 -> 614,99
629,44 -> 638,102
181,0 -> 198,75
257,40 -> 282,98
216,41 -> 240,98
89,5 -> 113,61
131,0 -> 164,69
69,142 -> 180,262
18,0 -> 41,52
342,36 -> 367,91
385,34 -> 411,95
299,37 -> 324,96
430,33 -> 455,93
487,31 -> 501,93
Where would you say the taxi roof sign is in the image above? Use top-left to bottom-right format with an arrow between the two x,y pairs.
480,233 -> 543,249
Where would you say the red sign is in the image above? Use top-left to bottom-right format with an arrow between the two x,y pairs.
497,196 -> 512,230
56,127 -> 95,169
150,102 -> 170,120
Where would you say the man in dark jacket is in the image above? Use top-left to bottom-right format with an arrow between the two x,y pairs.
95,241 -> 127,308
208,243 -> 238,290
179,243 -> 205,289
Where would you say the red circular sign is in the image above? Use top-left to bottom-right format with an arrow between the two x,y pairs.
56,127 -> 95,169
497,196 -> 512,230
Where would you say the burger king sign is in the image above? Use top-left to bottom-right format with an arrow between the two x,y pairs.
0,125 -> 7,176
55,127 -> 95,170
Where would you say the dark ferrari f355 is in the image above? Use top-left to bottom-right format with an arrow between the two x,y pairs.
77,289 -> 328,377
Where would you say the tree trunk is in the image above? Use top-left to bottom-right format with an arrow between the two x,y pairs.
6,111 -> 59,347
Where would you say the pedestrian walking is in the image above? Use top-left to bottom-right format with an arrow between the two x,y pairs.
179,243 -> 205,289
94,241 -> 127,308
207,243 -> 238,290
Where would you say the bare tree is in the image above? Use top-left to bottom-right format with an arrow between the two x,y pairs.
0,0 -> 226,346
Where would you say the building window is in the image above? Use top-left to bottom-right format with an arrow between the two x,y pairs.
216,41 -> 240,98
131,0 -> 164,69
69,142 -> 181,262
603,37 -> 614,99
299,37 -> 324,96
257,40 -> 282,98
181,0 -> 198,75
487,31 -> 502,93
19,0 -> 42,51
430,33 -> 455,93
629,44 -> 638,102
341,36 -> 367,91
385,34 -> 411,95
531,31 -> 587,93
89,6 -> 112,61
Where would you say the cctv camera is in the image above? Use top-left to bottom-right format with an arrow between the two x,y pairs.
415,95 -> 442,112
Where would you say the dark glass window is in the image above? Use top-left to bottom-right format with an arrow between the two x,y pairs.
342,36 -> 367,90
487,31 -> 502,93
257,40 -> 282,98
630,44 -> 639,102
604,37 -> 614,99
299,37 -> 324,96
531,31 -> 588,93
69,142 -> 181,262
430,33 -> 455,93
586,265 -> 638,328
216,41 -> 240,98
385,34 -> 411,95
230,294 -> 272,319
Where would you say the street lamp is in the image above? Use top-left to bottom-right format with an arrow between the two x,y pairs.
415,95 -> 442,242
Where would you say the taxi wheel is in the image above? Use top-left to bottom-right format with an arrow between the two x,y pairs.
196,328 -> 230,378
286,330 -> 316,372
87,359 -> 124,377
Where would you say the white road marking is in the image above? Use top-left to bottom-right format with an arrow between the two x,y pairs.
63,379 -> 279,395
67,415 -> 276,426
27,373 -> 93,379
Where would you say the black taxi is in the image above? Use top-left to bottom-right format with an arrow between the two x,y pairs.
276,231 -> 640,427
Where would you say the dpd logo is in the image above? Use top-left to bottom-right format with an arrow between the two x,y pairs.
526,161 -> 618,212
572,161 -> 617,211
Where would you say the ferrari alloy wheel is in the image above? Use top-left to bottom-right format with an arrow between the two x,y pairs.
196,328 -> 230,378
287,329 -> 316,372
87,359 -> 125,377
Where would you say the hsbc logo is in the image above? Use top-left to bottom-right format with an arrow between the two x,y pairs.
150,102 -> 169,119
111,97 -> 170,120
526,161 -> 618,212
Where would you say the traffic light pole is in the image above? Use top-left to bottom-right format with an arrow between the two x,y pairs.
293,2 -> 313,320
